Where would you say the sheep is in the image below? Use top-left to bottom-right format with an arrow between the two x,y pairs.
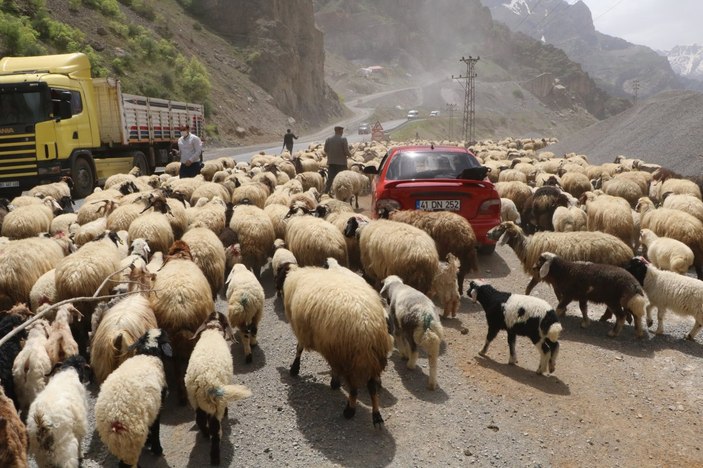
552,206 -> 587,232
317,195 -> 355,216
231,181 -> 270,208
50,212 -> 78,235
381,208 -> 478,292
583,194 -> 635,247
11,319 -> 51,414
190,181 -> 230,206
0,236 -> 67,311
26,355 -> 90,468
661,193 -> 703,223
89,291 -> 158,384
165,161 -> 180,176
467,280 -> 562,375
344,217 -> 439,294
228,203 -> 275,278
559,171 -> 592,199
495,181 -> 532,212
1,200 -> 56,239
0,309 -> 30,409
263,203 -> 289,240
0,384 -> 27,468
637,197 -> 703,278
106,202 -> 144,232
182,227 -> 226,298
639,229 -> 694,275
281,264 -> 393,426
380,275 -> 444,390
535,252 -> 647,337
625,257 -> 703,341
45,304 -> 81,366
602,177 -> 644,208
427,253 -> 461,318
95,329 -> 171,467
149,241 -> 213,404
76,198 -> 117,225
324,211 -> 368,271
187,196 -> 227,235
500,197 -> 521,224
498,168 -> 528,183
331,170 -> 369,209
295,170 -> 325,193
185,311 -> 252,465
271,239 -> 297,296
285,209 -> 348,268
128,212 -> 174,255
487,221 -> 634,294
225,263 -> 265,363
28,176 -> 74,210
289,187 -> 320,212
520,185 -> 570,233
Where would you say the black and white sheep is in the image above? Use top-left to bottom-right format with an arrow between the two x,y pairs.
536,252 -> 647,337
380,275 -> 444,390
625,257 -> 703,340
467,280 -> 562,375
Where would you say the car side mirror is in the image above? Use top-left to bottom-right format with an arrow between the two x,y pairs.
363,166 -> 378,175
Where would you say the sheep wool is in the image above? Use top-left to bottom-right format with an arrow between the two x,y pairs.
11,319 -> 51,413
226,264 -> 265,363
0,385 -> 28,468
182,227 -> 226,298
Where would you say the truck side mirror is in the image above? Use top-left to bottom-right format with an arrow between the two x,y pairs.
53,91 -> 72,121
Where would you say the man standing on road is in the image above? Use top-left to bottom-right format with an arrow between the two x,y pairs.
323,125 -> 351,194
282,128 -> 298,155
177,124 -> 203,178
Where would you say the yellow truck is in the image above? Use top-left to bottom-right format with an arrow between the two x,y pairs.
0,52 -> 204,197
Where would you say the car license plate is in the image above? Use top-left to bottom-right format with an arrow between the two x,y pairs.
416,199 -> 461,211
0,181 -> 19,188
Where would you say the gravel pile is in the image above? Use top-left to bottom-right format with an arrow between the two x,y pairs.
542,90 -> 703,176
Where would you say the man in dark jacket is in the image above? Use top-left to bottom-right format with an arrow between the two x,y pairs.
282,129 -> 298,155
323,126 -> 351,194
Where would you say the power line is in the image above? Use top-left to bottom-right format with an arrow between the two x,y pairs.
593,0 -> 627,21
513,0 -> 545,32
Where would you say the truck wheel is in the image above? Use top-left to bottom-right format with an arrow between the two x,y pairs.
132,151 -> 150,175
71,157 -> 94,199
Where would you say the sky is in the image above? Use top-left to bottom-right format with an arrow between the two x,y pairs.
578,0 -> 702,51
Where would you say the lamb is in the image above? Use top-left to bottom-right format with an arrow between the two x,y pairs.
487,221 -> 634,295
182,227 -> 226,298
0,385 -> 27,468
639,228 -> 694,275
380,275 -> 444,390
625,257 -> 703,340
551,206 -> 587,232
11,319 -> 51,414
345,217 -> 440,294
285,209 -> 348,268
281,264 -> 393,426
45,304 -> 81,366
149,241 -> 213,404
535,252 -> 647,337
228,203 -> 275,278
185,311 -> 252,465
271,239 -> 297,296
331,170 -> 369,209
95,329 -> 171,467
89,290 -> 158,384
381,208 -> 478,291
26,355 -> 90,468
225,264 -> 265,363
427,253 -> 461,318
467,280 -> 562,375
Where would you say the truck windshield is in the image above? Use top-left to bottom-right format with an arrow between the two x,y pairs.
0,85 -> 50,126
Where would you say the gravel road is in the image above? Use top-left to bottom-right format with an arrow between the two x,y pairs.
49,194 -> 701,468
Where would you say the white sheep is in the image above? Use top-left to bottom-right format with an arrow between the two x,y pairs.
27,355 -> 90,468
639,228 -> 694,275
381,275 -> 444,390
182,227 -> 227,298
500,197 -> 521,224
552,206 -> 587,232
626,257 -> 703,340
226,263 -> 265,363
185,311 -> 252,465
331,170 -> 369,209
95,329 -> 171,467
229,203 -> 275,278
11,319 -> 51,413
271,239 -> 297,296
285,210 -> 348,268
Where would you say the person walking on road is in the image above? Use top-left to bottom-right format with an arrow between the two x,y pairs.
282,128 -> 298,155
323,125 -> 351,194
177,124 -> 203,179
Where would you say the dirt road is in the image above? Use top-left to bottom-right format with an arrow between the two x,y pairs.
71,200 -> 702,467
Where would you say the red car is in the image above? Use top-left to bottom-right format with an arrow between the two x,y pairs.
365,145 -> 501,253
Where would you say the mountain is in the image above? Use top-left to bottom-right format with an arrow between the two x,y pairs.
481,0 -> 683,99
666,44 -> 703,81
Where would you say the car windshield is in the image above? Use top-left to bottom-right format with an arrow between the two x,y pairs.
385,150 -> 480,180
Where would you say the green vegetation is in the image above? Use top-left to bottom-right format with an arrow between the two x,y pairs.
82,0 -> 124,18
512,89 -> 524,99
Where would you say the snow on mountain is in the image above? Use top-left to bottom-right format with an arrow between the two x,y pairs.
503,0 -> 531,16
667,44 -> 703,81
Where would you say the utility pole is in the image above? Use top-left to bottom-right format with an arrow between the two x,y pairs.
452,56 -> 479,144
446,103 -> 457,141
632,79 -> 640,105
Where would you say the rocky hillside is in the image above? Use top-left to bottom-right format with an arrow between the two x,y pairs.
667,44 -> 703,81
541,90 -> 703,176
481,0 -> 684,99
314,0 -> 629,121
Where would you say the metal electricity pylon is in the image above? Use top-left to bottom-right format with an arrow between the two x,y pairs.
452,56 -> 479,144
446,103 -> 457,141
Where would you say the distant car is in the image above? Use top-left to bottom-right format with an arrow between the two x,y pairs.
406,110 -> 419,119
429,110 -> 440,117
364,145 -> 501,253
358,122 -> 371,134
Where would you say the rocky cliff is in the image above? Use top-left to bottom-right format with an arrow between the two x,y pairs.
667,44 -> 703,81
195,0 -> 342,126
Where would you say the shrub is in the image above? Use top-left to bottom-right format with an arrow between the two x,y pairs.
0,12 -> 46,56
177,56 -> 211,104
512,89 -> 524,99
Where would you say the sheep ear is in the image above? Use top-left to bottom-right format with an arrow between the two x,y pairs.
539,256 -> 553,279
161,342 -> 173,358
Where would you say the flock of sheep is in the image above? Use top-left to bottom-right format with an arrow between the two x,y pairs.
0,135 -> 702,467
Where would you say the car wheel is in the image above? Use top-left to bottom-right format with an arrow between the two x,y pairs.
478,244 -> 496,255
71,157 -> 95,199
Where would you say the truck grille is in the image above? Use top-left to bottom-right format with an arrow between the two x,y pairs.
0,133 -> 37,179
